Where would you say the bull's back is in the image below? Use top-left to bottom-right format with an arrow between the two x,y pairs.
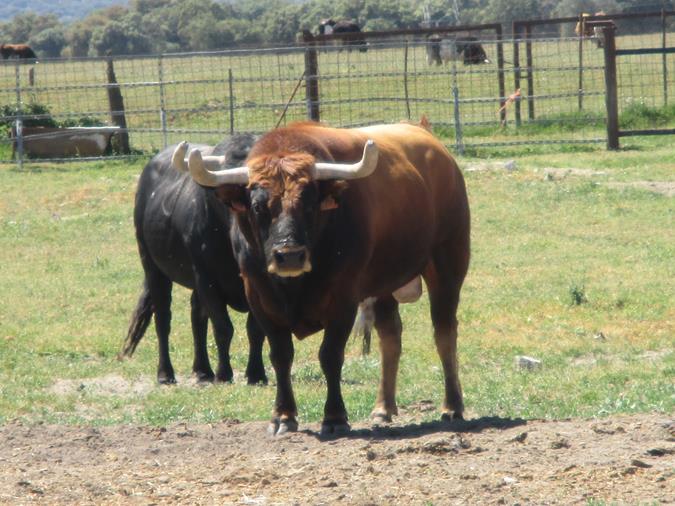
316,123 -> 467,298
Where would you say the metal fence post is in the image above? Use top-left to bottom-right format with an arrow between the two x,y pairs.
302,30 -> 320,122
578,14 -> 584,111
602,25 -> 620,150
496,25 -> 506,125
451,60 -> 464,155
525,24 -> 535,120
513,22 -> 522,127
14,62 -> 23,170
403,41 -> 411,120
228,68 -> 235,134
662,9 -> 669,106
158,55 -> 168,149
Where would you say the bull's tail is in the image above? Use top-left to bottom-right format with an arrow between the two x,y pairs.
353,297 -> 376,355
119,284 -> 153,359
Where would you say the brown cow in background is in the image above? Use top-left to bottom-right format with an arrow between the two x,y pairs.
0,43 -> 37,60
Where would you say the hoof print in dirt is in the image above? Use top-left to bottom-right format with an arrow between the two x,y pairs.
268,417 -> 298,436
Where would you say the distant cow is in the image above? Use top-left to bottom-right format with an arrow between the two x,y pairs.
426,35 -> 490,65
575,12 -> 606,48
121,134 -> 268,385
0,43 -> 37,60
318,19 -> 367,52
176,118 -> 470,435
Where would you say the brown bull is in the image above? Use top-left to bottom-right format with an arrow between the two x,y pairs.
0,43 -> 37,60
176,119 -> 470,435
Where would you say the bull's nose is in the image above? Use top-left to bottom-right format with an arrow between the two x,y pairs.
270,246 -> 311,276
273,246 -> 306,267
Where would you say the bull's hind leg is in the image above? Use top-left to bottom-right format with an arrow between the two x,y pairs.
192,266 -> 235,382
190,291 -> 215,382
424,240 -> 469,421
146,270 -> 175,384
370,295 -> 402,423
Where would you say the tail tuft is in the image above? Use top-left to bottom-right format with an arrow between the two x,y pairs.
119,286 -> 153,360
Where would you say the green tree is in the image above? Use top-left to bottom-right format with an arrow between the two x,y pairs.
89,19 -> 152,55
0,12 -> 60,43
30,27 -> 68,58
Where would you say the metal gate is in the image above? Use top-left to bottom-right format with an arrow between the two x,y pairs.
599,22 -> 675,149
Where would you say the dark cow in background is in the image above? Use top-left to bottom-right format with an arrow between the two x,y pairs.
318,19 -> 367,52
0,43 -> 37,60
121,134 -> 268,386
176,118 -> 470,435
426,35 -> 490,65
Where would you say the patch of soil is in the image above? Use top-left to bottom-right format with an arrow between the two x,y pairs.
0,413 -> 672,504
49,374 -> 154,397
604,181 -> 675,197
542,168 -> 608,180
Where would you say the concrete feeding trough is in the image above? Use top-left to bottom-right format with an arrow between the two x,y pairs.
11,126 -> 121,158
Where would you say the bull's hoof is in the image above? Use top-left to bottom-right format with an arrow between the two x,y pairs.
193,370 -> 215,383
246,371 -> 269,386
157,372 -> 176,385
320,418 -> 350,436
268,416 -> 298,436
215,366 -> 234,383
441,411 -> 464,422
370,411 -> 393,424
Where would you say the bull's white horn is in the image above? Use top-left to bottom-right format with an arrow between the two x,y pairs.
171,141 -> 189,172
187,149 -> 249,187
313,140 -> 378,180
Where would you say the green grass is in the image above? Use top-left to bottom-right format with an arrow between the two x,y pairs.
0,138 -> 672,427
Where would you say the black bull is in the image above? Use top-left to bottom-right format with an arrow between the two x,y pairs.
121,134 -> 267,385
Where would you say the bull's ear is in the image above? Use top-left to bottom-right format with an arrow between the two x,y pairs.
214,185 -> 248,213
319,181 -> 348,211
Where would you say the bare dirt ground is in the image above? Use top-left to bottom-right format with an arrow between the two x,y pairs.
0,411 -> 672,505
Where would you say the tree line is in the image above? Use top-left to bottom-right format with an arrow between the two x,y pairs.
0,0 -> 672,58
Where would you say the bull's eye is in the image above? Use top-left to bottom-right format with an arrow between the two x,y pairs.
252,201 -> 264,214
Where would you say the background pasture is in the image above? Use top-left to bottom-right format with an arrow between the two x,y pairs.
0,137 -> 672,426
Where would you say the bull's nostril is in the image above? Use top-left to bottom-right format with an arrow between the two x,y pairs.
273,250 -> 285,265
295,250 -> 306,264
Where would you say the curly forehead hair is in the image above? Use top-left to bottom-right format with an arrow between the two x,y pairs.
247,152 -> 317,205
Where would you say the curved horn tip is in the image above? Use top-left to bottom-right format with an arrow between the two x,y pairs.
171,142 -> 190,171
188,148 -> 203,163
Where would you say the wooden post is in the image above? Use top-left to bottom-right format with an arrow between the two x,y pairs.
106,58 -> 130,154
496,24 -> 506,125
525,24 -> 535,120
662,9 -> 668,106
302,30 -> 320,122
602,25 -> 619,150
513,22 -> 522,127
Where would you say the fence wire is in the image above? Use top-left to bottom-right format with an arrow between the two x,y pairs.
0,28 -> 673,163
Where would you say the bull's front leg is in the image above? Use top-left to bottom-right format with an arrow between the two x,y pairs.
267,329 -> 298,436
319,307 -> 357,435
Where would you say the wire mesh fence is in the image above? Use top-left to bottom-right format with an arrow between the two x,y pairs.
0,16 -> 673,164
